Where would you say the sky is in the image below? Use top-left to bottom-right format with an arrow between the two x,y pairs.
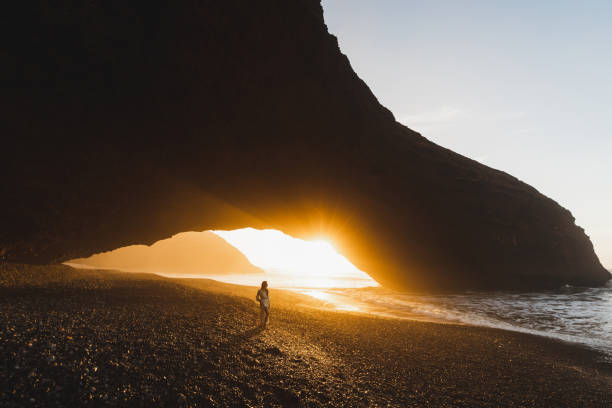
322,0 -> 612,268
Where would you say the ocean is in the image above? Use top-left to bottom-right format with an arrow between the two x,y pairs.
291,282 -> 612,360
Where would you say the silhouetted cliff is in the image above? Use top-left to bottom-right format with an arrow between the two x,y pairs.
69,232 -> 265,276
2,0 -> 609,290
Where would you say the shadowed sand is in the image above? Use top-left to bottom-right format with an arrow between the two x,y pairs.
1,264 -> 610,407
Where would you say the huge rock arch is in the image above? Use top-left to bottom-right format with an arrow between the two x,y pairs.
2,0 -> 608,290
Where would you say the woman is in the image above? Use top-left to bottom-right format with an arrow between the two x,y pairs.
256,281 -> 270,328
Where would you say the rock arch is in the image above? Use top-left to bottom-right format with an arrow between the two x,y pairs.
2,0 -> 608,290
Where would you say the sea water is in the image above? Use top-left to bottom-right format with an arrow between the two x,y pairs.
296,281 -> 612,360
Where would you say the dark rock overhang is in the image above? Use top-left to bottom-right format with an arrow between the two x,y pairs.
1,0 -> 608,291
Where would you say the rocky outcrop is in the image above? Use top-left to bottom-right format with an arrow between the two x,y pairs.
2,0 -> 609,290
68,232 -> 264,276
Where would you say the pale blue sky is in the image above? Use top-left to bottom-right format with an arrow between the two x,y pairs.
322,0 -> 612,268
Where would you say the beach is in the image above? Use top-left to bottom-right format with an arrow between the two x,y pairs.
1,265 -> 611,407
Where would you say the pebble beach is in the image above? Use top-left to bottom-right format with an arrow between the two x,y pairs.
1,264 -> 610,407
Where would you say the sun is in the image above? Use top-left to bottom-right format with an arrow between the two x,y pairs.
212,228 -> 377,288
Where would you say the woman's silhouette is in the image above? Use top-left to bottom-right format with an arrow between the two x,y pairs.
256,281 -> 270,328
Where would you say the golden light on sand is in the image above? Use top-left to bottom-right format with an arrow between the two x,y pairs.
212,228 -> 378,288
298,290 -> 362,311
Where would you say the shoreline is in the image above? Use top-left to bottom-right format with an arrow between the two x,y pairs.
179,274 -> 612,369
21,264 -> 612,365
67,265 -> 612,362
1,264 -> 611,406
284,286 -> 612,362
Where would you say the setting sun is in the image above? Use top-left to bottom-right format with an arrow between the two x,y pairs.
213,228 -> 377,288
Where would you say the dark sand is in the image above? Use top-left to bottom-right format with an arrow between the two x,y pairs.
1,265 -> 610,407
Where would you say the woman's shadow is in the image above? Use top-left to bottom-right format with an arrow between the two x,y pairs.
218,325 -> 264,351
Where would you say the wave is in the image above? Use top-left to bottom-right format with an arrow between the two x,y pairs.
301,285 -> 612,360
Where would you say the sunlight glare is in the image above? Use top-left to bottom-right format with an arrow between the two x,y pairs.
212,228 -> 378,288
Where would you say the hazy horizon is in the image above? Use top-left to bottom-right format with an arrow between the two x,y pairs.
322,0 -> 611,268
69,231 -> 265,276
69,229 -> 378,288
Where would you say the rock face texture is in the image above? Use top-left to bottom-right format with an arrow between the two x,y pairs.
2,0 -> 609,290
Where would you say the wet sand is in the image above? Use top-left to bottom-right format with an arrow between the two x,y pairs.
1,264 -> 611,407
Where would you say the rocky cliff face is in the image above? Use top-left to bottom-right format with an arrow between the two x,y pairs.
2,0 -> 609,290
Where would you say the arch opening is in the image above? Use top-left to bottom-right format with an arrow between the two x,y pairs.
66,228 -> 379,290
